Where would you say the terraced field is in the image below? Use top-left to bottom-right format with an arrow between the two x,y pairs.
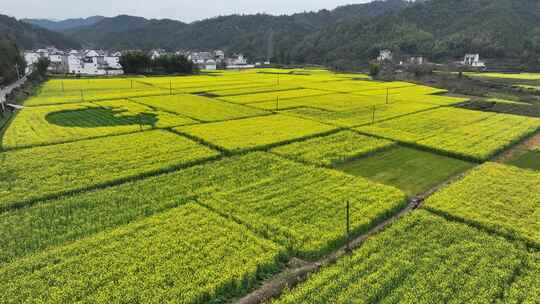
1,69 -> 538,303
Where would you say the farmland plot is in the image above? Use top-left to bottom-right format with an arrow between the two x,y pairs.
0,152 -> 405,263
176,115 -> 336,152
271,131 -> 394,166
0,130 -> 218,210
273,211 -> 527,304
39,78 -> 152,94
302,80 -> 415,93
133,94 -> 267,122
219,88 -> 330,104
2,99 -> 195,149
0,204 -> 284,304
199,152 -> 406,259
252,93 -> 388,112
284,101 -> 438,128
357,107 -> 540,160
24,88 -> 170,106
503,251 -> 540,303
424,162 -> 540,246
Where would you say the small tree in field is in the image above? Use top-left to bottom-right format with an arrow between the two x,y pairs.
369,62 -> 381,78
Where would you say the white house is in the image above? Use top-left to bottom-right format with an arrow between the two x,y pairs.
463,54 -> 485,68
377,50 -> 393,62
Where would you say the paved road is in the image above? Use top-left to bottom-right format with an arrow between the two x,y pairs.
0,74 -> 29,111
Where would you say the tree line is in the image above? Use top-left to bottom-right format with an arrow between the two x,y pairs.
119,52 -> 196,74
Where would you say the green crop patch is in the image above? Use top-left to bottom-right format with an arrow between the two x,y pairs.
271,131 -> 395,166
133,94 -> 267,122
0,152 -> 405,263
219,88 -> 330,104
176,115 -> 336,152
335,146 -> 475,197
2,99 -> 195,149
0,130 -> 218,210
507,151 -> 540,171
424,162 -> 540,246
357,107 -> 540,161
0,204 -> 284,304
272,211 -> 527,304
284,101 -> 438,128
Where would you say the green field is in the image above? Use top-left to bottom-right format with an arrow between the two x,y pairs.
1,69 -> 538,303
334,146 -> 474,196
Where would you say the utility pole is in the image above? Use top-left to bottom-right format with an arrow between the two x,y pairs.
14,63 -> 21,80
346,200 -> 351,253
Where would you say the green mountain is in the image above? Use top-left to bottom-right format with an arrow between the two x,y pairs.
22,16 -> 105,32
0,14 -> 81,50
291,0 -> 540,67
62,0 -> 411,60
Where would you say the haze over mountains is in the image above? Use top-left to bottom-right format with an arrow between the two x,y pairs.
4,0 -> 540,68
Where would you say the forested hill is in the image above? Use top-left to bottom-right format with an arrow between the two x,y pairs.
22,16 -> 105,32
291,0 -> 540,68
60,0 -> 411,59
0,38 -> 25,85
0,14 -> 81,50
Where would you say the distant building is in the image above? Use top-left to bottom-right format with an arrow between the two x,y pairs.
377,50 -> 393,62
23,48 -> 124,76
463,54 -> 485,68
149,49 -> 166,60
400,55 -> 426,65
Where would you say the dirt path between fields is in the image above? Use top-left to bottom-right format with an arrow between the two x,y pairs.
496,131 -> 540,162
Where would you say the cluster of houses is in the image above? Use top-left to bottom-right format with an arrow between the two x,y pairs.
23,48 -> 256,76
376,49 -> 486,68
24,48 -> 124,76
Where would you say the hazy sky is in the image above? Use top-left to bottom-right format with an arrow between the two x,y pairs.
4,0 -> 372,22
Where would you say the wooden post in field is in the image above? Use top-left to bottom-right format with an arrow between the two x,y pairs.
277,73 -> 280,86
276,96 -> 279,111
386,88 -> 389,104
372,106 -> 376,124
80,90 -> 84,102
139,114 -> 143,131
169,80 -> 172,95
131,80 -> 134,89
346,200 -> 351,253
61,80 -> 65,93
